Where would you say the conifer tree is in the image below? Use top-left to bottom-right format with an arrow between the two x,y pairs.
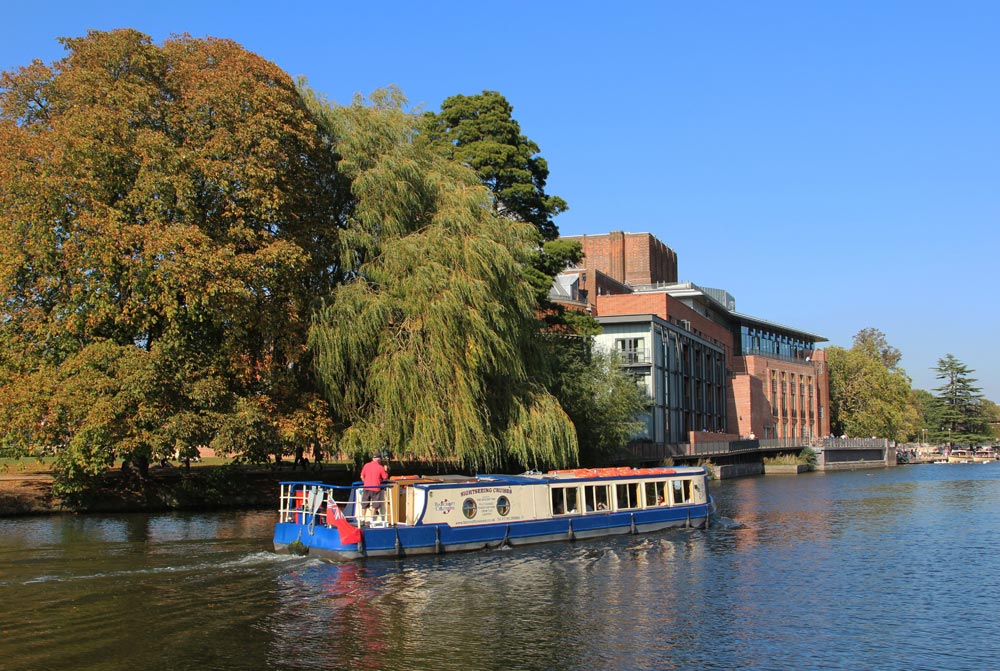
421,90 -> 566,241
932,354 -> 991,447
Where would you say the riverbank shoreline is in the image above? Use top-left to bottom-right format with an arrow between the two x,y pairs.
0,462 -> 362,516
0,470 -> 56,514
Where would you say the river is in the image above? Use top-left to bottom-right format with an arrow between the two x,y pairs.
2,463 -> 999,671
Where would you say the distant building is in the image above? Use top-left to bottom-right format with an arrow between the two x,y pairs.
553,232 -> 830,448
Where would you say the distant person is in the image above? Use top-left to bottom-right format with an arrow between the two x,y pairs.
360,454 -> 389,524
293,445 -> 306,470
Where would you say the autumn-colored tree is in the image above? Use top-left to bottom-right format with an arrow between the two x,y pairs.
304,87 -> 577,471
0,30 -> 343,496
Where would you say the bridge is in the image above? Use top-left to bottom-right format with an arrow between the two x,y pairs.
624,436 -> 896,479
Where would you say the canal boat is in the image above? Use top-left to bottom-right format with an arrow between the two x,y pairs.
273,466 -> 714,561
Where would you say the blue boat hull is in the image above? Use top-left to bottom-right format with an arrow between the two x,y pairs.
274,500 -> 713,561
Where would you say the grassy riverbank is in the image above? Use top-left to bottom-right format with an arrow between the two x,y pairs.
0,458 -> 363,516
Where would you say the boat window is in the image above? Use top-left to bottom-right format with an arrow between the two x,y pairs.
462,498 -> 478,519
672,479 -> 691,504
551,486 -> 579,515
496,495 -> 510,517
584,484 -> 610,512
645,480 -> 667,507
615,482 -> 640,510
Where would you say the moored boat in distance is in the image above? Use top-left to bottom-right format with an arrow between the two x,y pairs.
947,449 -> 974,463
273,466 -> 714,561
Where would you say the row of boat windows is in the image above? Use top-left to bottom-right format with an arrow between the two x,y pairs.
455,479 -> 699,521
550,479 -> 694,515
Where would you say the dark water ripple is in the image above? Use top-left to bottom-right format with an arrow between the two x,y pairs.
3,465 -> 1000,670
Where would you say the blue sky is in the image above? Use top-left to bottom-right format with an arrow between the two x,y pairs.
4,1 -> 998,400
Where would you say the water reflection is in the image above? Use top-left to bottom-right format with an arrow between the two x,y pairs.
4,466 -> 1000,670
269,560 -> 393,668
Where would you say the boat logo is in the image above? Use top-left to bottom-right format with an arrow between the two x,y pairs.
435,498 -> 455,515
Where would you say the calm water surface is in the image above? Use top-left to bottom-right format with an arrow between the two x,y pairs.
3,464 -> 1000,670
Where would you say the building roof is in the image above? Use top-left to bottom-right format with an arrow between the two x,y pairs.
548,273 -> 579,301
628,280 -> 827,343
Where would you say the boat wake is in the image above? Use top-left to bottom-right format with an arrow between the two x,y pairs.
711,515 -> 746,530
15,550 -> 307,586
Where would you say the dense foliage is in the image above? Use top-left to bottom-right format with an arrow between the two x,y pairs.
827,330 -> 995,446
421,90 -> 567,242
0,30 -> 343,495
0,31 -> 652,497
543,344 -> 647,466
827,329 -> 917,441
303,87 -> 578,471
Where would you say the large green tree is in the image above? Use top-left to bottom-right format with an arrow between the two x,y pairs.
981,398 -> 1000,443
932,354 -> 991,446
419,90 -> 643,462
545,344 -> 647,465
828,328 -> 913,440
420,90 -> 578,315
421,90 -> 567,241
0,30 -> 343,493
304,87 -> 577,472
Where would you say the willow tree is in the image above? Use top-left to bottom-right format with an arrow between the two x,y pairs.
419,90 -> 646,463
304,88 -> 577,471
0,30 -> 342,494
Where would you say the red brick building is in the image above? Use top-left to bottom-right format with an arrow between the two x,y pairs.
554,232 -> 830,447
560,231 -> 677,295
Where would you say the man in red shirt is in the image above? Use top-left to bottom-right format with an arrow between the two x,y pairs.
360,454 -> 389,524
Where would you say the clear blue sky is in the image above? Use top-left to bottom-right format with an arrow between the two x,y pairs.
4,1 -> 998,400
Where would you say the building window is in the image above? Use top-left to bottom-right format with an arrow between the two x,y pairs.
616,338 -> 646,364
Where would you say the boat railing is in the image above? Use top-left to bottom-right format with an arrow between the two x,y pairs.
278,481 -> 395,530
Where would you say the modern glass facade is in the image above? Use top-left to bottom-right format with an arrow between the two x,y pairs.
659,328 -> 727,441
739,325 -> 815,362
